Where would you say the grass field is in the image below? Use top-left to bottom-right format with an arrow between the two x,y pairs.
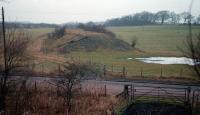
68,25 -> 200,79
30,25 -> 200,80
26,28 -> 54,40
108,25 -> 200,56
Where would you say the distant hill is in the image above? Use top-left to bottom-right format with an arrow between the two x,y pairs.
43,28 -> 132,53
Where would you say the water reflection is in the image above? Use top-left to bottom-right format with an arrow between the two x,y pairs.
134,57 -> 195,66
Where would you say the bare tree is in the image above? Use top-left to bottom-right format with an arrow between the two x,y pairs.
196,15 -> 200,24
156,11 -> 170,24
170,12 -> 181,24
53,62 -> 92,113
131,36 -> 138,48
182,33 -> 200,78
181,0 -> 200,78
0,16 -> 30,114
181,12 -> 193,24
48,26 -> 66,39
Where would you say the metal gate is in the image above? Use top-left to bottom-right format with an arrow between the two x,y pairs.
122,85 -> 190,105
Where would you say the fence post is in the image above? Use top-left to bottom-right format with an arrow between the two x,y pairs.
42,64 -> 44,77
185,88 -> 187,104
58,64 -> 61,76
187,87 -> 191,104
103,65 -> 106,76
124,85 -> 129,99
104,85 -> 107,97
132,85 -> 135,101
123,67 -> 126,77
160,66 -> 163,78
192,90 -> 195,108
180,68 -> 183,78
196,94 -> 199,114
195,94 -> 199,106
141,67 -> 143,77
34,81 -> 37,92
157,87 -> 160,102
130,85 -> 133,101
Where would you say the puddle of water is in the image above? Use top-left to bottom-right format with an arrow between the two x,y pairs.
132,57 -> 196,66
127,58 -> 133,60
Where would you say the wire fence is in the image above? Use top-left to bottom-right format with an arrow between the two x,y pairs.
118,84 -> 200,115
15,55 -> 195,79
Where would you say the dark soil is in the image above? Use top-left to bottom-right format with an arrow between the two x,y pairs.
123,102 -> 191,115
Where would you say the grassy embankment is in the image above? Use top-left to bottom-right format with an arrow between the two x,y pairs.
29,26 -> 200,80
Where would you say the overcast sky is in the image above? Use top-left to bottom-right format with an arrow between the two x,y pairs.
1,0 -> 200,24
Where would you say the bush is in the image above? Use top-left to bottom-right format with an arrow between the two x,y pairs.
131,36 -> 138,48
77,23 -> 116,37
48,26 -> 66,39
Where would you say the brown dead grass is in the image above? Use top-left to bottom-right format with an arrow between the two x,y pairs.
5,81 -> 118,115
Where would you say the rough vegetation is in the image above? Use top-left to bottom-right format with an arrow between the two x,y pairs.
44,26 -> 132,53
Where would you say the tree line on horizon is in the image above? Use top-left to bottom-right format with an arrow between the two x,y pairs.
105,10 -> 200,26
3,10 -> 200,29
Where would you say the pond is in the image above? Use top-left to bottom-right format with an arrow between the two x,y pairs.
130,57 -> 196,66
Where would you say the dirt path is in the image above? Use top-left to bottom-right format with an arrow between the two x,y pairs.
28,35 -> 66,64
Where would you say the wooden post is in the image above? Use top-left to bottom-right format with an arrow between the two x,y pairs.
160,66 -> 163,78
79,84 -> 82,92
34,81 -> 37,92
192,91 -> 195,108
130,85 -> 133,101
123,67 -> 126,77
132,85 -> 135,101
58,64 -> 61,76
103,65 -> 106,76
196,94 -> 199,109
104,85 -> 107,97
42,64 -> 44,77
185,88 -> 187,104
180,68 -> 183,78
158,87 -> 160,102
141,67 -> 143,77
2,7 -> 8,84
187,87 -> 191,104
124,85 -> 129,99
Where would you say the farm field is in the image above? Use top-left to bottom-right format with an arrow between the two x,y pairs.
29,25 -> 200,80
108,25 -> 200,56
67,25 -> 200,80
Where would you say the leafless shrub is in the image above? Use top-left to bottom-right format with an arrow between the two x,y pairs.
0,26 -> 30,113
51,62 -> 93,113
180,0 -> 200,78
48,26 -> 66,39
181,33 -> 200,77
131,36 -> 138,48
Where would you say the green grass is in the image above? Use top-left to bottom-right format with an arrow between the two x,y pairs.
108,25 -> 200,56
25,28 -> 54,40
68,50 -> 195,79
34,61 -> 59,73
65,25 -> 200,79
29,25 -> 200,80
